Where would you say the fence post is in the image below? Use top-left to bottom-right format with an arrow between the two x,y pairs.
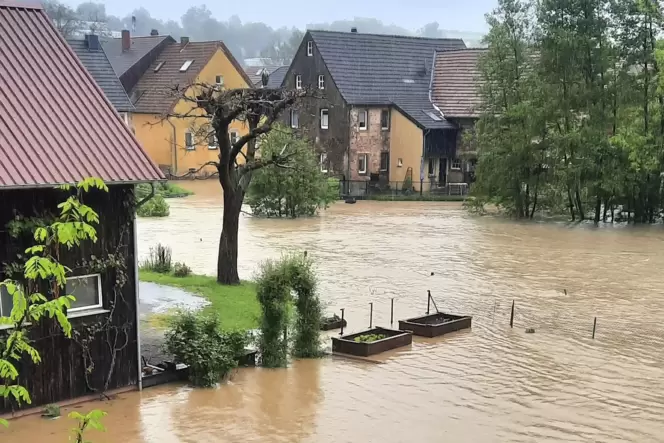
427,290 -> 431,315
592,317 -> 597,339
340,308 -> 345,336
369,302 -> 373,329
390,298 -> 394,326
509,300 -> 515,328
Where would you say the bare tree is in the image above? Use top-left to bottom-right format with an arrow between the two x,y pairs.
168,84 -> 317,284
43,0 -> 81,38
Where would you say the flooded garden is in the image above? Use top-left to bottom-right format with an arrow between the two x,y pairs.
5,180 -> 664,442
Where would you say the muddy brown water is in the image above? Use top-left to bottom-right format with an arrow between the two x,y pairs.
5,180 -> 664,442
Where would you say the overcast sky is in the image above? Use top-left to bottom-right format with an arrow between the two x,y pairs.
64,0 -> 497,33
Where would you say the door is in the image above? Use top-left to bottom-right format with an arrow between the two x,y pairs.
438,158 -> 448,185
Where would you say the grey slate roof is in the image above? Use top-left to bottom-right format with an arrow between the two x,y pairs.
67,38 -> 134,112
258,66 -> 288,88
102,35 -> 171,77
246,64 -> 287,86
308,30 -> 466,129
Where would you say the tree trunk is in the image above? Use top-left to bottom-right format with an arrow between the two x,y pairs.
217,187 -> 243,285
567,186 -> 576,221
575,187 -> 585,221
594,195 -> 601,225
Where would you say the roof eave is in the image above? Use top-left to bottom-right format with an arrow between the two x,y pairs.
0,178 -> 166,192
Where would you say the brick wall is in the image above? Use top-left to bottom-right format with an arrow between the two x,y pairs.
349,107 -> 390,180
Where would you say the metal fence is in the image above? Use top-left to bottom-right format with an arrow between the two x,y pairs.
341,180 -> 470,199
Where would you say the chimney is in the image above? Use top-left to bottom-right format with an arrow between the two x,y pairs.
85,34 -> 100,51
150,29 -> 159,36
180,36 -> 190,47
351,27 -> 358,33
121,29 -> 130,51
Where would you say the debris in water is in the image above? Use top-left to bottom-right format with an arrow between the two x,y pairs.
525,328 -> 535,334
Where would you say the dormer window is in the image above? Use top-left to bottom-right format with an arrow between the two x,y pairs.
307,41 -> 313,56
180,60 -> 194,72
154,61 -> 165,73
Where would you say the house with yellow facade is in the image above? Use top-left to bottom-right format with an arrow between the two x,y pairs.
102,32 -> 253,176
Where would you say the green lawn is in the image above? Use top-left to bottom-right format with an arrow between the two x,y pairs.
140,271 -> 260,330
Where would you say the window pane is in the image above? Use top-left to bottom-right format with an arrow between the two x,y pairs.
321,109 -> 329,128
66,276 -> 101,310
381,110 -> 389,129
359,111 -> 366,127
0,285 -> 14,317
185,133 -> 193,147
380,152 -> 389,170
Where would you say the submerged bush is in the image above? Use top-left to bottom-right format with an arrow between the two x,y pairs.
137,194 -> 170,217
140,243 -> 172,273
173,262 -> 192,277
164,311 -> 248,387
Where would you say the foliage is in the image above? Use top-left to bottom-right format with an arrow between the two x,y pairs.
173,262 -> 192,278
247,127 -> 336,218
135,182 -> 194,200
354,334 -> 387,343
164,310 -> 248,387
69,409 -> 107,443
472,0 -> 664,224
402,176 -> 414,193
255,253 -> 322,366
0,177 -> 106,427
140,244 -> 172,274
369,194 -> 466,202
136,194 -> 170,218
139,271 -> 259,331
42,403 -> 61,418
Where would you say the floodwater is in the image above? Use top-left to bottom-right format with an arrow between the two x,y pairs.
6,180 -> 664,442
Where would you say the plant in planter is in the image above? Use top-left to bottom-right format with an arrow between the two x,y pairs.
41,404 -> 61,419
353,334 -> 387,343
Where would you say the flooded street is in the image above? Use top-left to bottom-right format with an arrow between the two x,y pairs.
7,180 -> 664,442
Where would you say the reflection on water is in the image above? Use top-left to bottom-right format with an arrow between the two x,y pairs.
5,179 -> 664,442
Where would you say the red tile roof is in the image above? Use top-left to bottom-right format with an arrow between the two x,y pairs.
0,2 -> 164,189
432,49 -> 487,119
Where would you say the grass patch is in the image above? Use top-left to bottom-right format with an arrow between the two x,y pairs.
367,194 -> 467,202
140,271 -> 260,331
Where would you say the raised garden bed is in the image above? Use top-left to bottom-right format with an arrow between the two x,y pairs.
142,362 -> 189,388
331,327 -> 412,357
320,314 -> 348,331
398,312 -> 472,338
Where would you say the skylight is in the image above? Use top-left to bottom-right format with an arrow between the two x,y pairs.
154,61 -> 165,72
403,79 -> 415,84
180,60 -> 194,72
425,111 -> 442,121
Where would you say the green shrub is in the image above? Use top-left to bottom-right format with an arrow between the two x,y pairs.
164,310 -> 248,387
42,404 -> 61,418
136,182 -> 194,200
173,262 -> 192,277
137,194 -> 170,217
140,243 -> 172,273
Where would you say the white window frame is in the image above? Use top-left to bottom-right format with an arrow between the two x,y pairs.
208,133 -> 218,150
154,61 -> 165,73
295,74 -> 302,90
451,158 -> 462,170
358,153 -> 368,175
290,109 -> 299,129
307,41 -> 314,57
318,74 -> 325,90
381,109 -> 390,130
320,153 -> 328,173
66,274 -> 103,314
185,131 -> 195,150
358,109 -> 368,131
215,75 -> 224,86
320,108 -> 329,129
397,158 -> 403,168
180,60 -> 194,72
229,131 -> 239,146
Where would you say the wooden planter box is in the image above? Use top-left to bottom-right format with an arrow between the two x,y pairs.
320,317 -> 348,331
398,313 -> 472,338
142,364 -> 189,389
331,327 -> 412,357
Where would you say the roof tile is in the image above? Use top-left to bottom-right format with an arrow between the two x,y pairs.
432,49 -> 486,118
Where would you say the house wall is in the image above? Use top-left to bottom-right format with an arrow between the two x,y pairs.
281,32 -> 350,176
389,109 -> 424,191
132,48 -> 250,177
0,185 -> 139,412
348,107 -> 391,181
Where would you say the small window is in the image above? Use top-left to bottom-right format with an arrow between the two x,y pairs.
381,109 -> 390,130
208,134 -> 218,150
428,159 -> 435,176
307,41 -> 314,56
358,154 -> 368,175
154,61 -> 165,73
451,158 -> 462,170
0,284 -> 15,317
185,132 -> 195,150
320,153 -> 328,173
215,75 -> 224,86
397,158 -> 403,168
180,60 -> 194,72
66,275 -> 103,313
295,74 -> 302,90
290,109 -> 299,129
320,109 -> 329,129
318,75 -> 325,89
380,152 -> 389,171
358,110 -> 368,130
229,131 -> 239,145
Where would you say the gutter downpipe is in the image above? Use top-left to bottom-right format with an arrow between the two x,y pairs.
133,210 -> 143,391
